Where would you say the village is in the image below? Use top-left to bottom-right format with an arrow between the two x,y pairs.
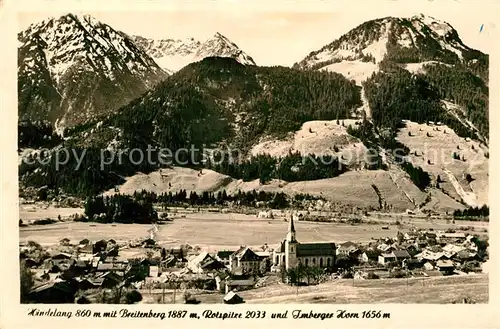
20,209 -> 489,305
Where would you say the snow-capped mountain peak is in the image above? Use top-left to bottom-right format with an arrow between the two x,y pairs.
18,13 -> 167,128
295,14 -> 479,71
131,32 -> 256,73
19,13 -> 165,84
410,14 -> 453,37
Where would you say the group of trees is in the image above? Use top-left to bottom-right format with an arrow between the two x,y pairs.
20,147 -> 131,197
206,151 -> 348,184
346,119 -> 386,170
142,189 -> 301,209
372,60 -> 487,142
423,64 -> 488,138
453,205 -> 489,219
18,120 -> 62,149
399,161 -> 431,190
363,69 -> 444,129
280,264 -> 326,286
20,260 -> 35,303
83,194 -> 158,224
113,188 -> 323,211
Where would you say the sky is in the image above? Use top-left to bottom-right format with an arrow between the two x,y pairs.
17,1 -> 497,67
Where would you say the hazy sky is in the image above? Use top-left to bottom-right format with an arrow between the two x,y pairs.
17,1 -> 497,67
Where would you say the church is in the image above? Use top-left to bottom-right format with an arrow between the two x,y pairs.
271,215 -> 336,271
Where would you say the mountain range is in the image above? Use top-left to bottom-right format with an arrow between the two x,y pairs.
18,14 -> 255,130
131,32 -> 256,74
18,13 -> 489,212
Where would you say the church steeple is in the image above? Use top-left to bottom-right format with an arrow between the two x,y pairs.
286,214 -> 296,242
285,214 -> 298,270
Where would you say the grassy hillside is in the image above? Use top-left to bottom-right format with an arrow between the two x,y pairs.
19,58 -> 362,197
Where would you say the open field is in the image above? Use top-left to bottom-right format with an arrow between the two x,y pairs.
19,204 -> 84,223
140,274 -> 488,304
19,214 -> 401,249
242,273 -> 488,304
19,210 -> 487,249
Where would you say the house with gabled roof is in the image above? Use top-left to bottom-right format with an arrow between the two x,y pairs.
27,280 -> 76,303
337,241 -> 360,256
436,260 -> 455,275
438,232 -> 466,243
414,250 -> 446,262
272,216 -> 336,271
392,250 -> 411,263
360,249 -> 381,263
215,250 -> 235,266
377,242 -> 395,253
378,253 -> 397,265
187,252 -> 226,274
229,247 -> 262,274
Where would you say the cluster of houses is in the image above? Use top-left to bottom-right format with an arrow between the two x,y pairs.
20,218 -> 487,304
21,238 -> 161,303
20,237 -> 274,304
339,230 -> 486,277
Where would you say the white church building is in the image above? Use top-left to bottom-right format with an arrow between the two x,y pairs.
271,215 -> 336,271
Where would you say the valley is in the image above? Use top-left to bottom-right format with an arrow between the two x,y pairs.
16,12 -> 490,306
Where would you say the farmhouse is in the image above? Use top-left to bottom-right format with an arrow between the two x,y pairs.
392,250 -> 411,263
229,247 -> 262,274
337,241 -> 360,256
378,253 -> 397,265
436,260 -> 455,275
187,252 -> 226,274
360,250 -> 381,263
224,278 -> 255,294
215,250 -> 234,266
272,216 -> 336,270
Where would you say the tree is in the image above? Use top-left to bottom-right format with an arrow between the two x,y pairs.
259,258 -> 271,275
279,264 -> 287,283
59,238 -> 70,246
396,231 -> 404,244
125,289 -> 143,304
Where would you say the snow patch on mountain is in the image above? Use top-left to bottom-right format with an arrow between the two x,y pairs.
443,169 -> 478,207
18,13 -> 167,128
412,14 -> 454,38
410,14 -> 468,60
404,61 -> 451,74
321,60 -> 379,85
